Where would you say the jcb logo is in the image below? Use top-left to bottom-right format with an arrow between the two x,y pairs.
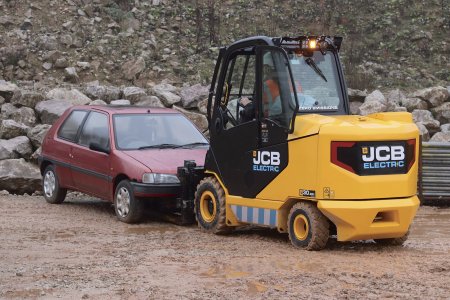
253,151 -> 280,165
361,146 -> 405,162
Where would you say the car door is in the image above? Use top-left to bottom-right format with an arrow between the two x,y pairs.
52,109 -> 89,189
71,111 -> 111,200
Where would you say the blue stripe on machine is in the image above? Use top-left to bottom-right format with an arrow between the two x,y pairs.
270,210 -> 277,227
230,205 -> 277,228
258,208 -> 264,224
236,205 -> 242,220
247,207 -> 253,223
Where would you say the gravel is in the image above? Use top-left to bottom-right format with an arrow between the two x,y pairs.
0,194 -> 449,299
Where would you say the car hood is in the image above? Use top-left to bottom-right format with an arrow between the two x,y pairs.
122,148 -> 207,174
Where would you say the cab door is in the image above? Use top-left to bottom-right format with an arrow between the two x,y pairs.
208,45 -> 298,198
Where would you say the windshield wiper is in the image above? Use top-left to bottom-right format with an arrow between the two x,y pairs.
138,144 -> 181,150
305,57 -> 327,82
179,142 -> 209,148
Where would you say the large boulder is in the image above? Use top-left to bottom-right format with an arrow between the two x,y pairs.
0,80 -> 19,101
197,99 -> 207,114
1,104 -> 37,127
441,123 -> 450,132
0,158 -> 41,195
180,84 -> 209,109
412,109 -> 440,132
27,124 -> 51,148
84,84 -> 121,102
110,99 -> 130,105
429,132 -> 450,143
386,89 -> 406,111
349,101 -> 362,115
30,146 -> 41,164
0,136 -> 33,160
172,105 -> 208,132
152,83 -> 180,107
89,99 -> 108,105
416,123 -> 430,142
401,97 -> 428,112
431,102 -> 450,124
64,67 -> 79,83
365,90 -> 387,105
123,86 -> 147,104
46,88 -> 91,105
10,90 -> 44,108
35,100 -> 73,124
135,96 -> 165,107
0,120 -> 29,139
121,57 -> 146,81
411,86 -> 449,108
347,88 -> 367,102
357,101 -> 386,115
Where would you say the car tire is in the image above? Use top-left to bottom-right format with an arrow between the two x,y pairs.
375,231 -> 409,246
114,180 -> 143,223
288,202 -> 330,251
42,165 -> 67,204
194,177 -> 231,234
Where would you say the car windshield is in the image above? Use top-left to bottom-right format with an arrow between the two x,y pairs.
287,51 -> 343,112
113,113 -> 208,150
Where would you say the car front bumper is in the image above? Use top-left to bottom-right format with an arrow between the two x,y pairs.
130,182 -> 181,198
317,195 -> 420,241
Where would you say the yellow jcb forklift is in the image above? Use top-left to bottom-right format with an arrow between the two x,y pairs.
179,36 -> 419,250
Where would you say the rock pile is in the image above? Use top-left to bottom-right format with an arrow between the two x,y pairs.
0,78 -> 448,195
349,86 -> 450,142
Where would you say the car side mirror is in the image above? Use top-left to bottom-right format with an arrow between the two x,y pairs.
89,142 -> 110,154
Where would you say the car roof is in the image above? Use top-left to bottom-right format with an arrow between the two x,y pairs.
70,105 -> 180,115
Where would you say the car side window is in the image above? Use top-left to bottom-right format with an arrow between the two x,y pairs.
78,112 -> 110,149
58,110 -> 88,142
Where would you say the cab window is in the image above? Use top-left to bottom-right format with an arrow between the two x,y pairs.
220,48 -> 256,128
261,48 -> 297,129
58,110 -> 88,142
78,112 -> 110,149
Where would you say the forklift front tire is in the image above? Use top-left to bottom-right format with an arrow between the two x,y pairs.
195,177 -> 231,234
288,202 -> 330,250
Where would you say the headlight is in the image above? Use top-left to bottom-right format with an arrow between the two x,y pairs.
142,173 -> 180,184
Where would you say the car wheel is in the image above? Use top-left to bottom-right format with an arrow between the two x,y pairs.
114,180 -> 143,223
42,165 -> 67,204
194,177 -> 231,234
288,202 -> 329,250
375,231 -> 409,246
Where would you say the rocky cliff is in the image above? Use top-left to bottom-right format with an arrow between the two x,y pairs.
0,0 -> 449,89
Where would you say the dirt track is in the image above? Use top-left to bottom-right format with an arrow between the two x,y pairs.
1,193 -> 450,299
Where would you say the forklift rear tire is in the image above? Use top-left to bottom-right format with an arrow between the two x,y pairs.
375,231 -> 409,246
194,177 -> 231,234
288,202 -> 329,250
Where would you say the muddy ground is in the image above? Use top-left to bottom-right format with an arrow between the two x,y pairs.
0,194 -> 449,299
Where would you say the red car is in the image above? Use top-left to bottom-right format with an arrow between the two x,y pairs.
39,105 -> 208,223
